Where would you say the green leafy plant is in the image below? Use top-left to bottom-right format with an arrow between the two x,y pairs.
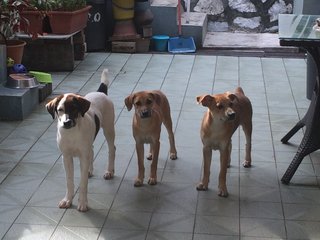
0,0 -> 40,40
28,0 -> 87,11
55,0 -> 86,11
27,0 -> 59,11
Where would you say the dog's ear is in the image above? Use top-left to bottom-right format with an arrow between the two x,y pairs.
73,96 -> 91,117
149,92 -> 161,106
196,95 -> 215,107
227,93 -> 239,102
46,95 -> 63,119
124,94 -> 134,111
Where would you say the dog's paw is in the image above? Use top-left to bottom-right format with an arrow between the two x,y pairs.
58,199 -> 72,209
170,153 -> 177,160
148,177 -> 157,185
146,154 -> 153,161
196,183 -> 208,191
242,161 -> 251,168
103,171 -> 114,180
77,202 -> 89,212
218,187 -> 229,197
134,179 -> 143,187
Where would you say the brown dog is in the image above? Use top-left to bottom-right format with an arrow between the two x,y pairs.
125,90 -> 177,186
196,87 -> 252,197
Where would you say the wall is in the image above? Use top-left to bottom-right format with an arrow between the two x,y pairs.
293,0 -> 320,14
192,0 -> 293,33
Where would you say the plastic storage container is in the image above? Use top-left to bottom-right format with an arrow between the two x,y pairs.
152,35 -> 169,52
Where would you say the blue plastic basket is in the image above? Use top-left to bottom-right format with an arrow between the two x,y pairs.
168,36 -> 196,53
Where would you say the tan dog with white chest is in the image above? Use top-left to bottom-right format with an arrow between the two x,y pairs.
125,90 -> 177,186
196,87 -> 252,197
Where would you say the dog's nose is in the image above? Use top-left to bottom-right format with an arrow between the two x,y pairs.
227,112 -> 236,120
140,109 -> 151,118
63,119 -> 74,129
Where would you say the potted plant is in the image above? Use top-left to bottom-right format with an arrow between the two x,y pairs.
19,0 -> 54,36
21,0 -> 91,35
47,0 -> 91,34
0,0 -> 31,64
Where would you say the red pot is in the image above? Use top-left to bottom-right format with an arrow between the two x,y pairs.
20,11 -> 44,36
48,5 -> 92,34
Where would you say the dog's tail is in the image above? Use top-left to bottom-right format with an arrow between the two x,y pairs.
97,68 -> 109,95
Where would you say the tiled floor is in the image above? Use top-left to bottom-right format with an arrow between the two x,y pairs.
1,52 -> 320,240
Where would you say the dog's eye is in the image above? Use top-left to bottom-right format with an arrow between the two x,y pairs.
57,108 -> 64,112
135,101 -> 141,106
146,99 -> 153,105
216,104 -> 223,110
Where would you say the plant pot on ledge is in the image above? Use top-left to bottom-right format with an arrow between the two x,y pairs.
48,5 -> 92,34
6,39 -> 26,64
20,10 -> 45,37
0,33 -> 26,65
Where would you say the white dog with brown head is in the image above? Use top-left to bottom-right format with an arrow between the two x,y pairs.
46,69 -> 116,211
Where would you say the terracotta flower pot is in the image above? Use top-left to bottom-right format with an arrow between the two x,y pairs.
20,11 -> 44,36
48,5 -> 92,34
6,40 -> 26,64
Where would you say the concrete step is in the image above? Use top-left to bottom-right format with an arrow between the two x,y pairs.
200,32 -> 304,57
180,12 -> 207,47
150,0 -> 206,48
0,85 -> 39,120
150,0 -> 178,37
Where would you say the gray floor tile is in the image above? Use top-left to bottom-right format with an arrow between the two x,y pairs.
149,213 -> 195,233
0,205 -> 23,223
240,185 -> 281,202
51,226 -> 101,240
3,224 -> 56,240
195,215 -> 239,235
98,229 -> 147,240
240,201 -> 284,219
197,198 -> 239,217
59,209 -> 108,228
281,187 -> 320,204
27,189 -> 66,208
286,220 -> 320,240
284,203 -> 320,221
240,218 -> 286,239
0,188 -> 34,206
15,206 -> 64,225
0,223 -> 11,240
104,210 -> 152,230
147,231 -> 193,240
10,162 -> 54,177
1,175 -> 43,192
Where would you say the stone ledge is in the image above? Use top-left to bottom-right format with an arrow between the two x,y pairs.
0,86 -> 39,120
18,31 -> 85,72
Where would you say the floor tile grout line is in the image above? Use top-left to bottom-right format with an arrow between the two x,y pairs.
142,54 -> 176,239
97,149 -> 137,240
159,54 -> 196,183
261,57 -> 289,239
